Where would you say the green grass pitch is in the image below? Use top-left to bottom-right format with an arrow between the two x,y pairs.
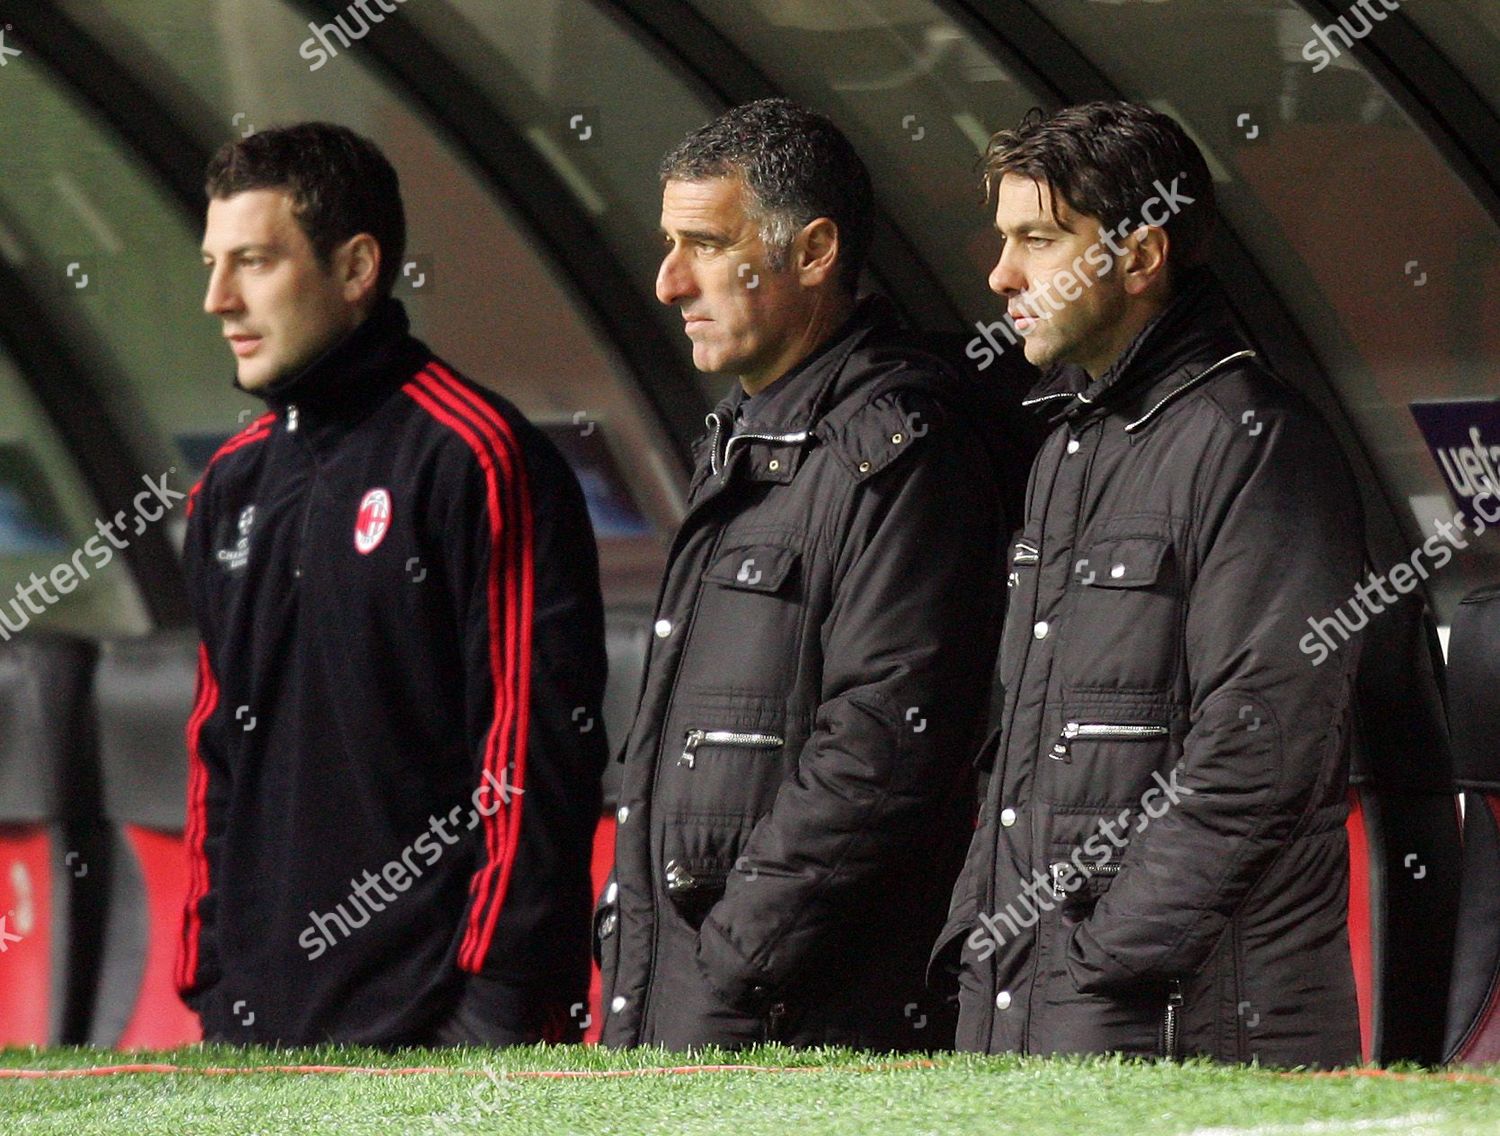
2,1046 -> 1498,1134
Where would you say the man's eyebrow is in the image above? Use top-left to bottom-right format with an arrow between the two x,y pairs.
661,227 -> 730,245
201,242 -> 276,259
996,217 -> 1076,237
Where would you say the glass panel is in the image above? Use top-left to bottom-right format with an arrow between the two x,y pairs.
400,0 -> 722,399
683,0 -> 1042,333
0,23 -> 254,480
0,348 -> 150,638
1016,0 -> 1500,619
53,0 -> 684,602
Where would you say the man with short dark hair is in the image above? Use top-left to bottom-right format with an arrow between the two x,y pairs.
181,122 -> 608,1046
935,101 -> 1365,1066
599,99 -> 1009,1051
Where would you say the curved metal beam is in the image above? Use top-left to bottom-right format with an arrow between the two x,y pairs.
6,0 -> 216,214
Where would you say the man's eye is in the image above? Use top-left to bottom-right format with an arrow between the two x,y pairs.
1027,237 -> 1052,249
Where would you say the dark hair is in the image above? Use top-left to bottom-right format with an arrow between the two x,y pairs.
660,98 -> 873,292
205,122 -> 406,300
982,101 -> 1216,278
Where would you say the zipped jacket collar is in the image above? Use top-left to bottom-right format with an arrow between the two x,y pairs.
1021,269 -> 1257,431
695,294 -> 965,484
238,298 -> 428,424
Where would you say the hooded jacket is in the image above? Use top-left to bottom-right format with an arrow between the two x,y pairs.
178,299 -> 608,1045
935,271 -> 1366,1066
599,297 -> 1009,1051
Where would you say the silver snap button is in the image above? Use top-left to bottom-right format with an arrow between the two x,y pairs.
610,995 -> 627,1013
995,991 -> 1012,1010
653,619 -> 672,639
1066,438 -> 1080,454
999,807 -> 1017,827
1033,620 -> 1049,640
858,461 -> 871,473
605,881 -> 618,904
768,459 -> 780,472
1111,564 -> 1126,579
616,805 -> 630,824
891,433 -> 903,444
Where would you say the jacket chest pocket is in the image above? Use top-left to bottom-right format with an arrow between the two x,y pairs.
676,542 -> 804,696
1061,534 -> 1183,696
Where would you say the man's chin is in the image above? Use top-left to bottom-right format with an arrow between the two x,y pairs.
234,361 -> 284,393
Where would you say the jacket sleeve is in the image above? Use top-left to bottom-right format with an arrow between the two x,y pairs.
1066,393 -> 1365,993
432,403 -> 539,979
177,484 -> 231,1013
695,395 -> 1003,1011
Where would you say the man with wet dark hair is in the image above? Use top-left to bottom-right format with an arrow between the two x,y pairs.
183,122 -> 608,1046
935,101 -> 1365,1066
599,99 -> 1009,1051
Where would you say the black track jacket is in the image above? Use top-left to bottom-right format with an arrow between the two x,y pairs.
178,300 -> 608,1045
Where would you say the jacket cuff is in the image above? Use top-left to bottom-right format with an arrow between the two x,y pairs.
696,915 -> 776,1015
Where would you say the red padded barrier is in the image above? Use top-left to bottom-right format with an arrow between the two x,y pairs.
0,826 -> 53,1045
1346,790 -> 1374,1064
115,825 -> 201,1048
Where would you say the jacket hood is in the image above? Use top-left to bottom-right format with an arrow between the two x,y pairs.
237,297 -> 428,417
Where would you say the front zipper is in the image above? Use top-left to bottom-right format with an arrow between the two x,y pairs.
679,728 -> 785,768
1162,978 -> 1184,1060
718,429 -> 810,476
1050,859 -> 1120,899
1049,722 -> 1169,763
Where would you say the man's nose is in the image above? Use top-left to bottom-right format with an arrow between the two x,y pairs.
655,244 -> 696,307
203,265 -> 240,316
988,247 -> 1024,298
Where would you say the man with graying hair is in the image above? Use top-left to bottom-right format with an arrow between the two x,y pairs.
598,98 -> 1012,1050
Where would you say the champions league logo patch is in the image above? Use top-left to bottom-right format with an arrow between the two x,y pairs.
215,505 -> 255,572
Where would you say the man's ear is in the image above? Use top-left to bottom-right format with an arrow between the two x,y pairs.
794,217 -> 841,288
337,233 -> 382,307
1121,225 -> 1170,298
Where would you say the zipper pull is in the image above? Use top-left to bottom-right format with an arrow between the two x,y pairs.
1051,722 -> 1079,763
680,728 -> 705,768
1163,978 -> 1185,1061
665,859 -> 697,893
287,404 -> 299,432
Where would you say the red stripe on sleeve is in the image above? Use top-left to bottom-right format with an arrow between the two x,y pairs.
177,642 -> 220,992
402,367 -> 535,971
187,414 -> 275,518
420,363 -> 535,971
